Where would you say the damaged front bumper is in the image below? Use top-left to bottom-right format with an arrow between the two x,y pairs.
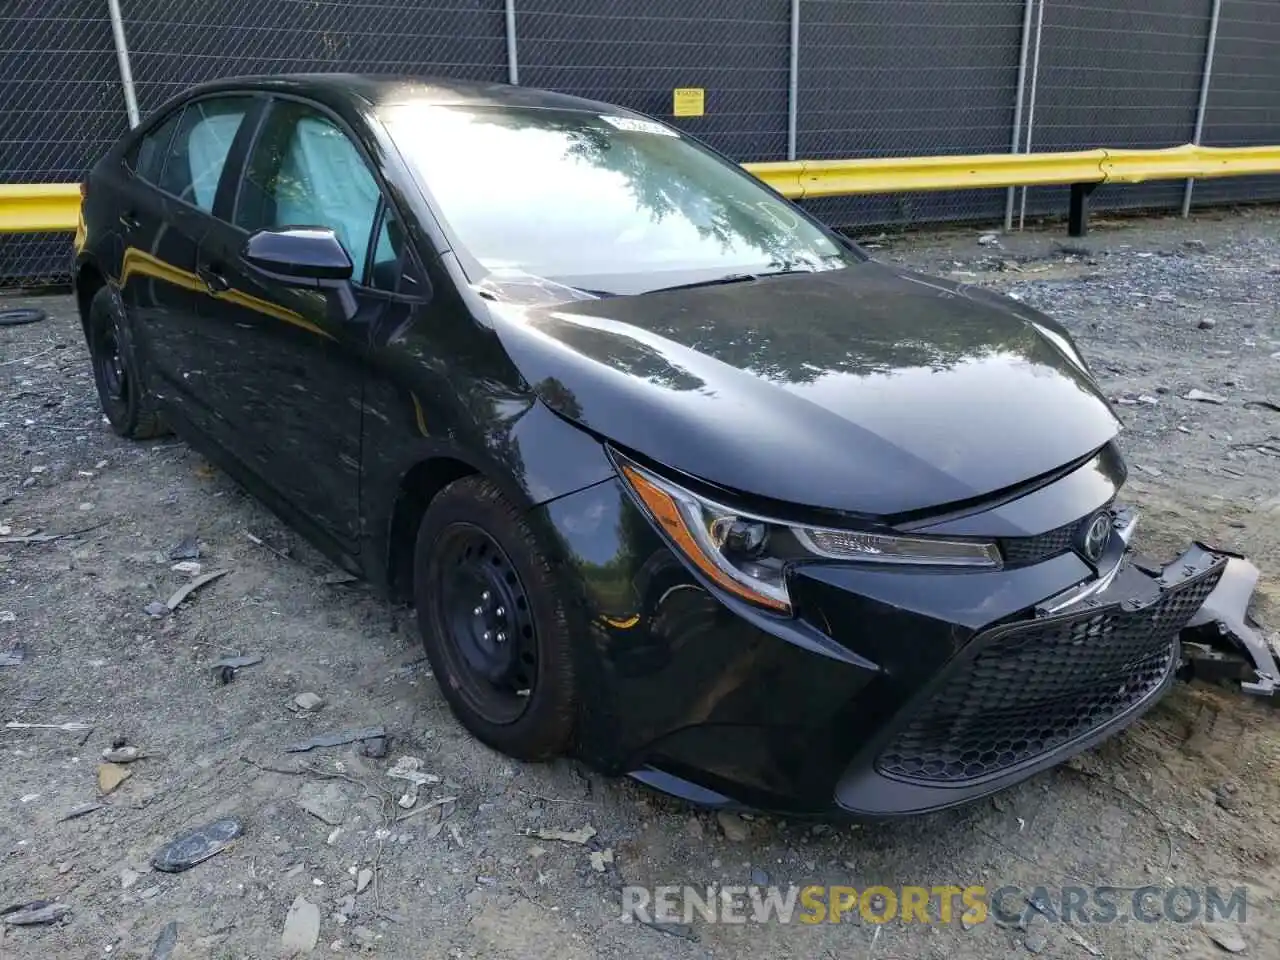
834,540 -> 1228,816
1180,552 -> 1280,697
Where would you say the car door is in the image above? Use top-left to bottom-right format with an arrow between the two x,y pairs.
116,95 -> 258,438
194,96 -> 414,553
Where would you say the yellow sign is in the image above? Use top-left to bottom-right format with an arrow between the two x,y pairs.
673,88 -> 705,117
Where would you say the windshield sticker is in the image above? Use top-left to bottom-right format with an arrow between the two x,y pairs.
600,115 -> 679,137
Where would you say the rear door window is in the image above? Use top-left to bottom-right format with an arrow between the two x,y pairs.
156,98 -> 251,212
129,110 -> 182,184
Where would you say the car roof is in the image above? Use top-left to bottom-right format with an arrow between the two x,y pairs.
177,73 -> 639,119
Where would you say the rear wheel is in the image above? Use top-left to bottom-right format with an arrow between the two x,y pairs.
87,286 -> 167,440
414,476 -> 577,759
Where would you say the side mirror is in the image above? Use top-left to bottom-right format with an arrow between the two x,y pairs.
243,227 -> 353,284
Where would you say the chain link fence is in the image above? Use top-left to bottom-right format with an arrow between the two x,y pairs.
3,0 -> 1280,284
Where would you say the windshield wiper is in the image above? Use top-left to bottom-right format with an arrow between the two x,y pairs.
647,273 -> 760,294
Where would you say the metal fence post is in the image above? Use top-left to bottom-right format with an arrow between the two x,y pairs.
1005,0 -> 1037,231
505,0 -> 519,85
787,0 -> 800,161
1183,0 -> 1222,217
107,0 -> 140,127
1017,0 -> 1045,231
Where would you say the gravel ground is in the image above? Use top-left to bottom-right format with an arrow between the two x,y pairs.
1,208 -> 1278,959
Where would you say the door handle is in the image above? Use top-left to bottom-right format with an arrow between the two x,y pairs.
118,211 -> 140,230
198,265 -> 230,293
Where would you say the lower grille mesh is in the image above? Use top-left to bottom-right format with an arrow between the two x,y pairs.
876,566 -> 1223,784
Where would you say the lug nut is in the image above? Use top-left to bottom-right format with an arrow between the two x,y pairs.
496,632 -> 507,643
473,606 -> 483,616
482,590 -> 491,602
495,606 -> 505,617
482,631 -> 492,642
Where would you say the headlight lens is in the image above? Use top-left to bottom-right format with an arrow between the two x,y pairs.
615,456 -> 1001,615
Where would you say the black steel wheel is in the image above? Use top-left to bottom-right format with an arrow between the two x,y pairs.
414,476 -> 577,759
87,286 -> 167,440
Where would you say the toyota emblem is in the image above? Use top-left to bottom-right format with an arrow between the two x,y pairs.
1080,512 -> 1112,563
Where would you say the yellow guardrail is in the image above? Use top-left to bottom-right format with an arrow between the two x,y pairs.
2,144 -> 1279,237
0,183 -> 81,233
743,144 -> 1280,200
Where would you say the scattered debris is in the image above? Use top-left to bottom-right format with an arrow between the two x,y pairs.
1063,928 -> 1104,957
1,900 -> 70,926
97,762 -> 132,795
0,644 -> 25,667
168,535 -> 200,561
59,801 -> 103,822
1244,398 -> 1280,413
356,868 -> 373,894
211,654 -> 263,670
750,866 -> 769,886
170,560 -> 202,576
0,307 -> 47,327
317,571 -> 357,585
245,530 -> 293,562
1024,933 -> 1048,954
590,848 -> 615,872
1199,317 -> 1218,330
280,895 -> 320,954
152,817 -> 244,872
120,869 -> 140,890
360,736 -> 389,759
296,781 -> 350,826
286,726 -> 386,753
102,745 -> 144,764
524,824 -> 597,845
293,692 -> 325,712
716,811 -> 750,842
978,233 -> 1000,247
164,569 -> 229,611
6,720 -> 93,733
636,918 -> 698,942
151,920 -> 179,960
1185,388 -> 1228,404
387,755 -> 440,786
1204,925 -> 1248,953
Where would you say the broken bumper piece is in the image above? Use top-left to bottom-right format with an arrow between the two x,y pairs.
1180,551 -> 1280,697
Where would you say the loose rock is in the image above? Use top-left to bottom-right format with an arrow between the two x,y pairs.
2,900 -> 71,926
1024,933 -> 1048,953
1185,388 -> 1228,404
1204,925 -> 1247,953
356,868 -> 373,894
296,781 -> 349,826
293,692 -> 324,712
716,811 -> 749,842
98,762 -> 132,794
281,895 -> 320,954
151,920 -> 179,960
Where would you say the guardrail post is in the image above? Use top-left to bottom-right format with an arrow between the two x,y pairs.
787,0 -> 800,161
1183,0 -> 1222,217
1017,0 -> 1046,230
1068,183 -> 1098,237
505,0 -> 519,84
1005,0 -> 1037,231
106,0 -> 140,127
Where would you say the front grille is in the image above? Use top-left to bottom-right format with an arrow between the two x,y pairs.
876,565 -> 1223,784
1000,516 -> 1089,566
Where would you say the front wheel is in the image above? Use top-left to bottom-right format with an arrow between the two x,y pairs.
87,286 -> 167,440
413,476 -> 578,760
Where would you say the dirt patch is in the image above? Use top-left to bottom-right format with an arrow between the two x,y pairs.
1,209 -> 1278,958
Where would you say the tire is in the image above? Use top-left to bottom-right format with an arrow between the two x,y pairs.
0,308 -> 46,327
87,286 -> 168,440
414,476 -> 577,760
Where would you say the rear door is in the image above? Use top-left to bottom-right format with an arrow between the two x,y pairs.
194,96 -> 418,552
116,95 -> 259,438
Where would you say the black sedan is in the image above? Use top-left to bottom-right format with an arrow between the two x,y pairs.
72,74 -> 1225,817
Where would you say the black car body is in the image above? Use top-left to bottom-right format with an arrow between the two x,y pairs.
73,74 -> 1226,817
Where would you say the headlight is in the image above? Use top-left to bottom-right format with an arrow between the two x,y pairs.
614,455 -> 1001,615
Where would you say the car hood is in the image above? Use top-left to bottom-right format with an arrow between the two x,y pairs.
485,261 -> 1120,519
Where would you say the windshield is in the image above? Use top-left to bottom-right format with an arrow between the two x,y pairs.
382,102 -> 859,297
